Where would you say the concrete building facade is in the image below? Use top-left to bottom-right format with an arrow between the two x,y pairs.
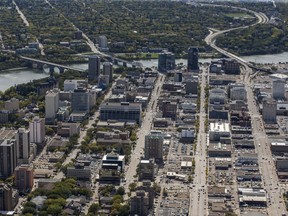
144,134 -> 164,163
45,89 -> 59,123
130,190 -> 149,216
103,62 -> 113,83
99,102 -> 142,124
262,99 -> 277,123
158,51 -> 175,72
272,79 -> 285,99
88,55 -> 100,81
29,117 -> 45,145
0,139 -> 17,178
14,164 -> 34,191
15,128 -> 30,164
187,47 -> 199,72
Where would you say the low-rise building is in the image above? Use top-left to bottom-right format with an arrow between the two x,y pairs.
99,102 -> 142,124
57,122 -> 80,137
102,154 -> 125,172
209,122 -> 231,141
208,142 -> 231,157
66,163 -> 91,180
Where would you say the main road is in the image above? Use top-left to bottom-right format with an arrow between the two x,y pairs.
189,67 -> 208,216
204,3 -> 287,216
123,73 -> 165,199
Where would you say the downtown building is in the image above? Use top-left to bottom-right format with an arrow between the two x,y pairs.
158,51 -> 176,72
15,128 -> 31,164
187,47 -> 199,72
88,55 -> 101,81
99,102 -> 142,124
144,134 -> 164,164
0,139 -> 17,179
29,117 -> 45,145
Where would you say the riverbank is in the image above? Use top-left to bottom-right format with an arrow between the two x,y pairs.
1,51 -> 288,92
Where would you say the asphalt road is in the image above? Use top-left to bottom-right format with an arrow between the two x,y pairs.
204,3 -> 287,215
123,73 -> 165,199
189,68 -> 208,216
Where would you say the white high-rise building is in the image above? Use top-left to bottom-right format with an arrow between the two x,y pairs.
15,128 -> 30,163
273,79 -> 285,99
45,89 -> 59,123
29,117 -> 45,145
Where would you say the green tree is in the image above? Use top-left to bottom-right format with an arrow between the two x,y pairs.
118,204 -> 130,216
116,186 -> 125,196
88,203 -> 99,214
129,182 -> 137,192
47,204 -> 62,216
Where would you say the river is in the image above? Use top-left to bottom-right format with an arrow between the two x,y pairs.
1,52 -> 288,92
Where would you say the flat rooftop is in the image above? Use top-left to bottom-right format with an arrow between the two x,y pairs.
210,122 -> 230,133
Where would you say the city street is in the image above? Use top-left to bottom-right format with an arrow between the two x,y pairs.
123,73 -> 165,198
244,66 -> 287,216
189,68 -> 208,216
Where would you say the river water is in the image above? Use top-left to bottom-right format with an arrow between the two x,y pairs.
0,52 -> 288,92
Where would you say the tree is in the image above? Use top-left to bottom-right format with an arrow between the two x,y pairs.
163,188 -> 168,197
118,204 -> 130,216
45,127 -> 55,136
152,183 -> 161,194
129,182 -> 137,192
88,203 -> 99,214
116,186 -> 125,196
47,204 -> 62,216
22,206 -> 37,215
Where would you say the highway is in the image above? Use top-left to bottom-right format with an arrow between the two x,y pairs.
189,67 -> 208,216
204,2 -> 287,216
122,73 -> 165,199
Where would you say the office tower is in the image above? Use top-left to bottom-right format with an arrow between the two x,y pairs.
29,117 -> 45,145
14,164 -> 34,191
139,159 -> 155,180
162,101 -> 177,119
144,134 -> 164,163
0,184 -> 13,211
15,128 -> 30,164
0,139 -> 17,178
272,79 -> 285,99
158,51 -> 176,72
185,79 -> 198,95
187,47 -> 199,72
88,55 -> 100,81
103,62 -> 113,83
45,89 -> 59,123
130,190 -> 149,216
262,98 -> 277,123
98,35 -> 108,49
174,72 -> 183,82
71,88 -> 90,113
